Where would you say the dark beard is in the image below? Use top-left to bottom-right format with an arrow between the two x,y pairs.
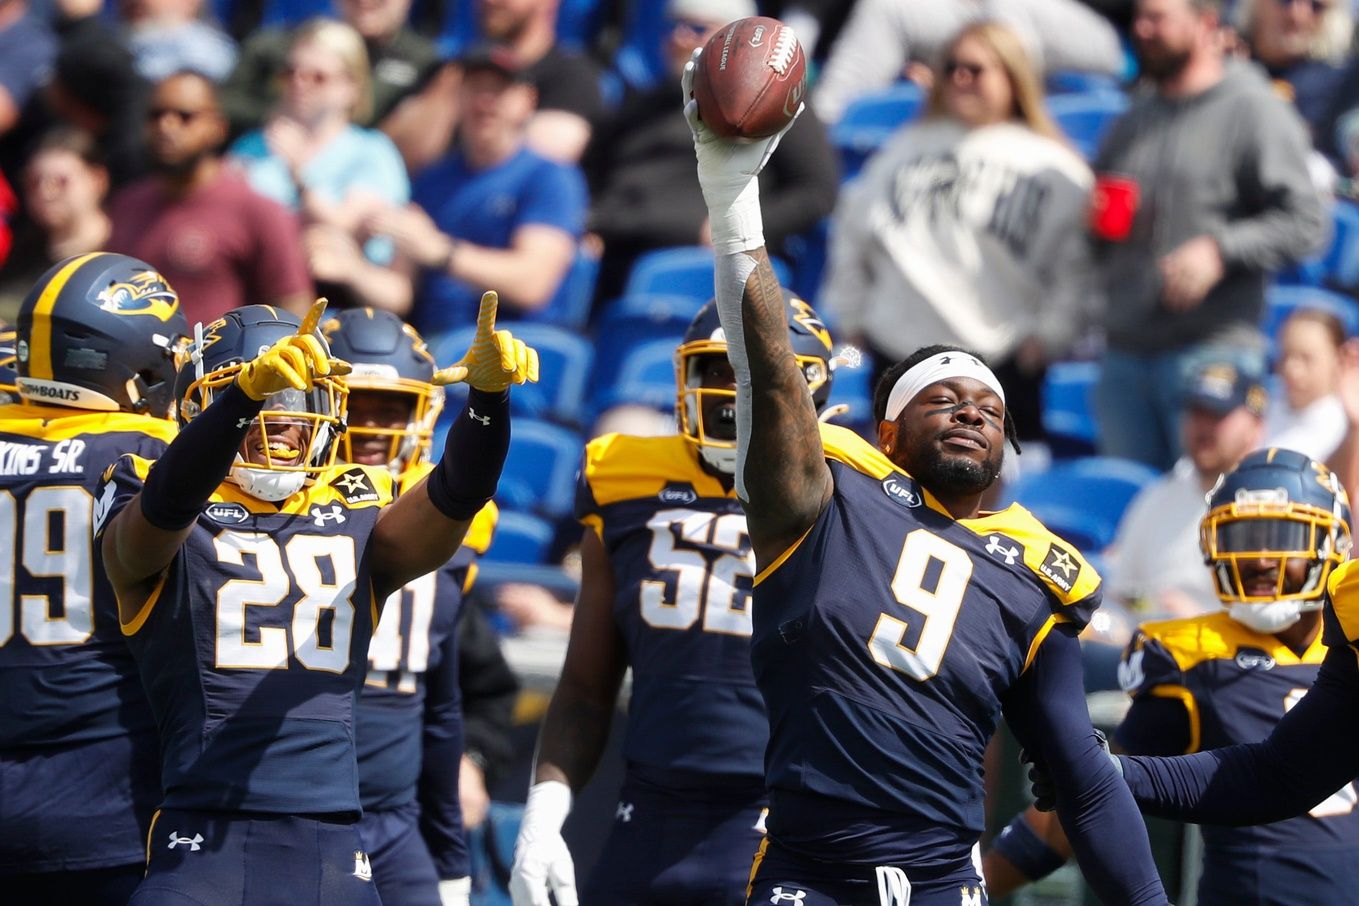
1136,43 -> 1192,80
909,444 -> 1002,498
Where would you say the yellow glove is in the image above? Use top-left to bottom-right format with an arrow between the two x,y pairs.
235,299 -> 352,401
432,291 -> 540,392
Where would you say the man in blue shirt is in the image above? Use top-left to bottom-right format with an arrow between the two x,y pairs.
374,45 -> 586,342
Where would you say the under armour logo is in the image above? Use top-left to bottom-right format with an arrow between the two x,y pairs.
468,408 -> 491,425
985,534 -> 1020,565
167,831 -> 203,851
937,354 -> 981,367
875,866 -> 911,906
311,504 -> 346,526
770,888 -> 806,904
615,801 -> 634,823
354,850 -> 372,881
236,417 -> 252,429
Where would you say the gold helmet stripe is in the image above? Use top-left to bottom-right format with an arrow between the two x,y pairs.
29,253 -> 102,381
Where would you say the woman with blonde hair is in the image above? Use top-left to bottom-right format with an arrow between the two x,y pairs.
823,19 -> 1093,446
229,17 -> 411,312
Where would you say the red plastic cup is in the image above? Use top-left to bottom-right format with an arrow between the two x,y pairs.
1090,174 -> 1140,242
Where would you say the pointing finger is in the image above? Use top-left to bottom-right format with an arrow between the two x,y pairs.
475,291 -> 499,339
297,298 -> 328,337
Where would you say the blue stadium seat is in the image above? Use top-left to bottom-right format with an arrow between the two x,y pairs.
496,419 -> 583,518
429,325 -> 593,426
1263,285 -> 1359,342
260,0 -> 334,26
1046,91 -> 1129,160
1324,201 -> 1359,290
590,337 -> 677,417
533,249 -> 599,331
482,511 -> 555,564
1001,457 -> 1161,553
623,247 -> 792,301
1045,71 -> 1122,96
825,354 -> 873,428
830,82 -> 925,179
783,218 -> 831,304
1042,361 -> 1101,455
610,0 -> 669,90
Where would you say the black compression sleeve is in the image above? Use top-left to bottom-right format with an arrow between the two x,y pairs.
139,383 -> 262,530
427,389 -> 510,521
1003,629 -> 1167,905
1121,641 -> 1359,825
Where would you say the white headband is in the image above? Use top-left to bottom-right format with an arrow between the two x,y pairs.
884,352 -> 1006,422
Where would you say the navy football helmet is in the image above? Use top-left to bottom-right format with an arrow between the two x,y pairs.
1200,448 -> 1352,610
176,305 -> 347,501
321,308 -> 443,476
676,291 -> 834,473
17,253 -> 189,416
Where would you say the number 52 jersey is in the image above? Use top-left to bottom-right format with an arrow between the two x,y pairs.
96,454 -> 396,816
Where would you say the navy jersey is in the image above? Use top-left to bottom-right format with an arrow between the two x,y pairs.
98,455 -> 396,816
753,424 -> 1100,866
0,405 -> 175,746
576,433 -> 763,788
1118,612 -> 1359,853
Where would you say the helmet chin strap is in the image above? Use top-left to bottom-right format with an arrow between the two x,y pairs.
228,457 -> 307,502
699,443 -> 737,475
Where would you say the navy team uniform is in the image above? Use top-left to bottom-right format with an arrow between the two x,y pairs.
575,432 -> 766,905
356,474 -> 497,906
1116,613 -> 1359,904
0,409 -> 174,903
748,425 -> 1107,906
97,454 -> 396,906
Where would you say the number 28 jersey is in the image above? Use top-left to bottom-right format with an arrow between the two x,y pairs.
576,432 -> 762,788
97,454 -> 395,816
754,425 -> 1101,866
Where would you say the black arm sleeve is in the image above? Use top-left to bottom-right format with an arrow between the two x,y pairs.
1003,629 -> 1167,905
1121,641 -> 1359,825
458,600 -> 520,783
1116,696 -> 1194,756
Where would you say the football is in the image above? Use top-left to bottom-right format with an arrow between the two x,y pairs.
691,16 -> 806,140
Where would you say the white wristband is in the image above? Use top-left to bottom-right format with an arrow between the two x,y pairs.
709,177 -> 765,257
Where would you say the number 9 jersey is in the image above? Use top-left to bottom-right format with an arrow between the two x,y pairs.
96,453 -> 395,815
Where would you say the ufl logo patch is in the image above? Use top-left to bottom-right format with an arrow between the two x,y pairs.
1236,648 -> 1276,671
881,476 -> 922,508
658,483 -> 698,506
205,502 -> 250,524
1038,543 -> 1080,593
335,468 -> 379,504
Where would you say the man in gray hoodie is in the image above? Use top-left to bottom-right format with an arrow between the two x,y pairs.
1091,0 -> 1326,471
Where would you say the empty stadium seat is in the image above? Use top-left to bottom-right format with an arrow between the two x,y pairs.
483,511 -> 556,564
1042,361 -> 1101,455
623,247 -> 792,300
1001,457 -> 1161,552
1324,201 -> 1359,290
432,324 -> 594,426
1047,91 -> 1129,160
830,82 -> 925,179
1263,285 -> 1359,342
496,419 -> 583,518
590,337 -> 677,417
533,249 -> 599,331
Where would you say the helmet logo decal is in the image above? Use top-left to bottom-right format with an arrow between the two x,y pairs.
95,271 -> 180,322
789,298 -> 832,351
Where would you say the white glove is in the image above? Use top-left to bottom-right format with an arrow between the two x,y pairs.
509,781 -> 578,906
438,877 -> 471,906
681,47 -> 804,255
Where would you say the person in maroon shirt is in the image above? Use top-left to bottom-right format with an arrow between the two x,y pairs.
108,70 -> 312,326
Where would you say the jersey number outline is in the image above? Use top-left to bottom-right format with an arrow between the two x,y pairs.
367,571 -> 437,694
1285,687 -> 1358,817
214,531 -> 358,673
641,508 -> 754,636
0,487 -> 95,648
867,529 -> 974,681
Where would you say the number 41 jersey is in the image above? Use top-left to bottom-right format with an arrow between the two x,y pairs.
96,454 -> 395,816
754,425 -> 1101,868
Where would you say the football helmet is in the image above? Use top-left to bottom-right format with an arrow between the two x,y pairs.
16,253 -> 189,416
176,305 -> 347,502
0,322 -> 18,405
676,292 -> 834,474
1200,448 -> 1352,631
321,308 -> 443,476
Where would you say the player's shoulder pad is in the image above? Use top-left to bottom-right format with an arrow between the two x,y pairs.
1328,558 -> 1359,645
963,503 -> 1101,608
101,452 -> 156,486
819,422 -> 896,479
304,463 -> 395,510
1118,615 -> 1229,695
0,404 -> 177,444
581,432 -> 729,507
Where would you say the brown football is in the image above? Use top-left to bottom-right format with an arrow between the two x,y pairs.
691,16 -> 806,140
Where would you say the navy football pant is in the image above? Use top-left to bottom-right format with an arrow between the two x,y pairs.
358,802 -> 441,906
583,777 -> 767,905
130,809 -> 383,906
1197,844 -> 1359,906
3,864 -> 143,905
746,838 -> 988,906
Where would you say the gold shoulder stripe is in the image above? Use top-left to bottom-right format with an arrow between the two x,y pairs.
398,460 -> 434,496
1147,684 -> 1201,754
962,504 -> 1101,605
1141,611 -> 1327,671
0,406 -> 178,443
817,423 -> 953,516
1329,559 -> 1359,644
753,520 -> 816,587
584,433 -> 730,507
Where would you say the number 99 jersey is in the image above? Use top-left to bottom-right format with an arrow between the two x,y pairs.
96,454 -> 395,816
575,432 -> 763,788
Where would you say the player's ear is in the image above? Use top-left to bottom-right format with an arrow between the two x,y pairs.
878,419 -> 898,456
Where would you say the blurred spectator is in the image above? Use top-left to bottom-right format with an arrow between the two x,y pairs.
0,0 -> 56,141
822,20 -> 1092,442
0,169 -> 12,271
109,71 -> 312,325
586,0 -> 837,305
812,0 -> 1124,124
0,128 -> 109,314
371,46 -> 584,340
1106,363 -> 1267,620
229,19 -> 410,312
122,0 -> 238,83
222,0 -> 438,136
1233,0 -> 1350,138
1267,308 -> 1349,462
456,599 -> 521,832
1091,0 -> 1325,471
384,0 -> 605,170
494,582 -> 573,633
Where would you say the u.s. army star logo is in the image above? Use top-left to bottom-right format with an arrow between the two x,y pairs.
1039,543 -> 1080,593
335,468 -> 379,504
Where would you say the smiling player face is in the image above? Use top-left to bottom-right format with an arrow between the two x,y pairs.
345,390 -> 414,466
238,389 -> 315,468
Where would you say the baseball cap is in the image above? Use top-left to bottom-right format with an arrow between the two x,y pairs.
1183,363 -> 1268,417
458,44 -> 529,82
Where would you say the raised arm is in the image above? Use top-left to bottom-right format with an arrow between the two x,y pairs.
371,291 -> 539,599
684,52 -> 832,566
